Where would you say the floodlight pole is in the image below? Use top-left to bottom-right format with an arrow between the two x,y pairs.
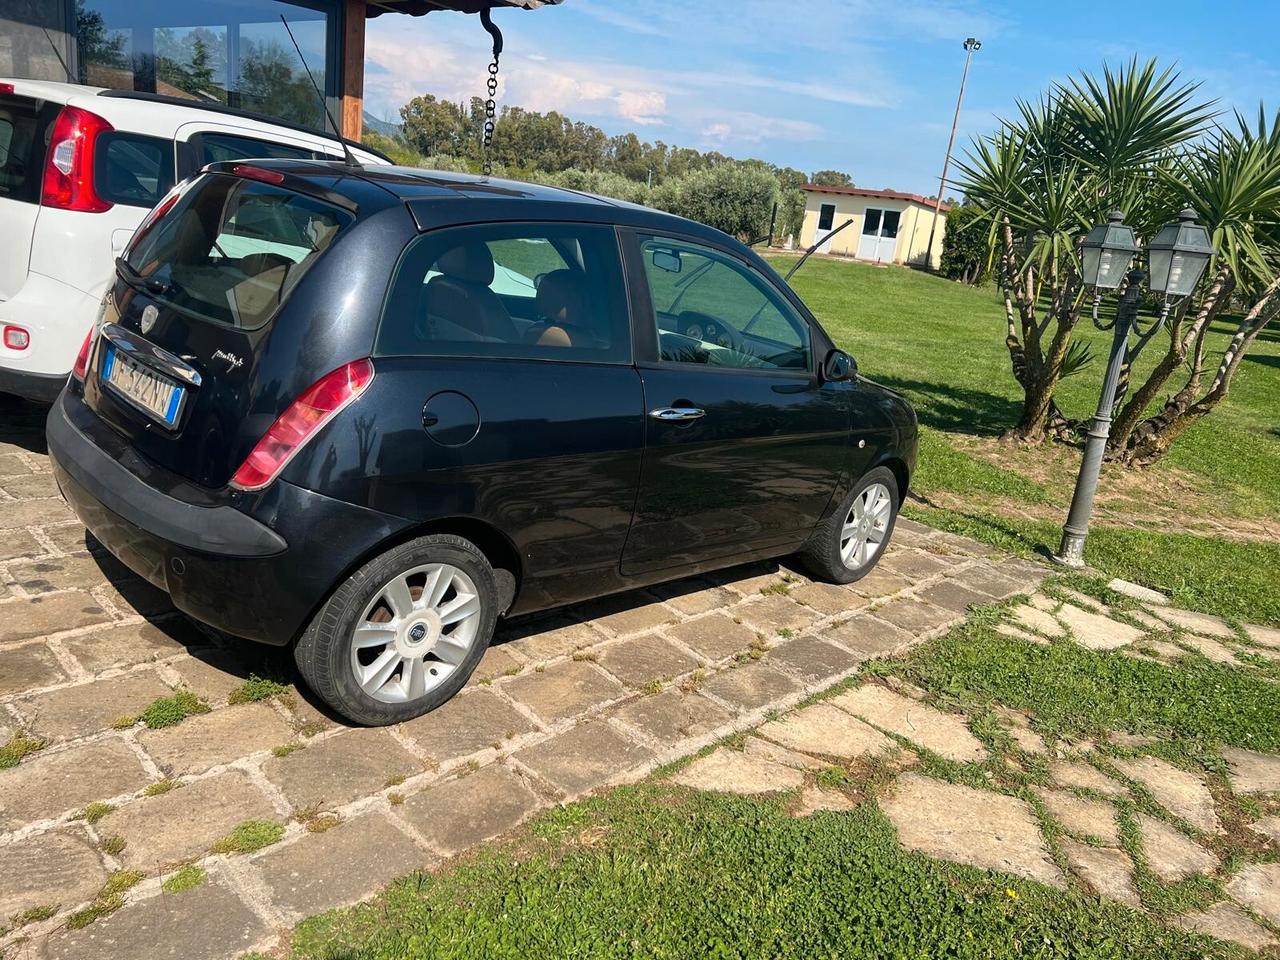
925,37 -> 980,271
1053,270 -> 1144,568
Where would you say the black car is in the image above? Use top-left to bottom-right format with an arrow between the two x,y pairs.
47,160 -> 918,725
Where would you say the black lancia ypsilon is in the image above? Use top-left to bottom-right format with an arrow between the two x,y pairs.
48,160 -> 918,725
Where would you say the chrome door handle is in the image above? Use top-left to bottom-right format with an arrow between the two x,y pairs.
649,406 -> 705,422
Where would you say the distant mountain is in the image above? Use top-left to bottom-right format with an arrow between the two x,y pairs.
362,112 -> 403,137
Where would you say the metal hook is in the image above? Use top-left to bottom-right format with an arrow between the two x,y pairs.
480,4 -> 504,59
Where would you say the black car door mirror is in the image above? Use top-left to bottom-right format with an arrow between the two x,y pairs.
822,348 -> 856,382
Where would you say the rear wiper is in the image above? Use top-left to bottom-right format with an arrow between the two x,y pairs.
115,257 -> 170,295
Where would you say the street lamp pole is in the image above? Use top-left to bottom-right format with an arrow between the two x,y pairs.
1055,271 -> 1143,566
925,37 -> 980,272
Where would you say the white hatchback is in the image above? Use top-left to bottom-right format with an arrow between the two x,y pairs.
0,79 -> 387,402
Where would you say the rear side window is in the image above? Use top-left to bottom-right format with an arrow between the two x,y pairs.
125,173 -> 350,329
0,95 -> 57,204
378,223 -> 630,363
96,133 -> 175,207
196,133 -> 319,166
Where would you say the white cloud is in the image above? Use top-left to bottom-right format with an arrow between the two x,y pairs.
697,111 -> 824,145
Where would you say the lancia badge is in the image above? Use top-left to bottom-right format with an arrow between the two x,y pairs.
140,304 -> 158,334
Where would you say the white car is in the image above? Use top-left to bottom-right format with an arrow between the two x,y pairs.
0,79 -> 388,402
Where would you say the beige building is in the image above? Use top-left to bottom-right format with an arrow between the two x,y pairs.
799,185 -> 950,269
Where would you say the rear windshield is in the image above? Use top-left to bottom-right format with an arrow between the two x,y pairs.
0,95 -> 57,204
125,173 -> 350,329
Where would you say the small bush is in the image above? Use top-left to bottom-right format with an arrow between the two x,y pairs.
8,904 -> 57,928
210,820 -> 285,855
138,690 -> 210,729
76,802 -> 114,825
0,734 -> 45,769
228,676 -> 290,705
144,779 -> 180,797
272,743 -> 304,758
98,835 -> 126,856
161,865 -> 206,894
66,894 -> 124,930
99,870 -> 143,898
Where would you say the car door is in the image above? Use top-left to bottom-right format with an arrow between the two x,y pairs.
620,231 -> 851,576
363,220 -> 646,613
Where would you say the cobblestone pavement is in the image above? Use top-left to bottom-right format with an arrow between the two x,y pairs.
0,401 -> 1052,958
675,586 -> 1280,954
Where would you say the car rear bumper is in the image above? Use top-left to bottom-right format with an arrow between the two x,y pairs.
47,389 -> 409,645
0,366 -> 67,403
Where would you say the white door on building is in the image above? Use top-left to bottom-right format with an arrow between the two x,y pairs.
815,203 -> 837,252
856,208 -> 901,262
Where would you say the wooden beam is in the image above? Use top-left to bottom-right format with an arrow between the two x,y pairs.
341,0 -> 366,140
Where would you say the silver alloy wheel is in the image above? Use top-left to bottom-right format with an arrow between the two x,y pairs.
349,563 -> 483,703
840,482 -> 892,570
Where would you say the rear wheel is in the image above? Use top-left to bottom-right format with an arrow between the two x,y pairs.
295,534 -> 497,726
796,466 -> 899,585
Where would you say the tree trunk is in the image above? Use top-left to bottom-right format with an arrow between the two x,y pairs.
1106,266 -> 1234,458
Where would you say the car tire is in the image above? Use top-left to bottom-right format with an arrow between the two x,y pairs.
796,466 -> 900,585
294,534 -> 498,726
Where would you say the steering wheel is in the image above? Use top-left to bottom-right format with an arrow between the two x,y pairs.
678,310 -> 742,351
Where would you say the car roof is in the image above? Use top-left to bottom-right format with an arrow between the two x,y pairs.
230,159 -> 740,245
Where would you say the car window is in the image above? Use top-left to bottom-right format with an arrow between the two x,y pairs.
0,95 -> 57,204
378,223 -> 629,364
638,235 -> 811,372
197,132 -> 318,166
96,133 -> 175,207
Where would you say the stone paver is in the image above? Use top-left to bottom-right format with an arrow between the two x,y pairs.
0,828 -> 109,919
1107,579 -> 1169,605
917,580 -> 992,615
514,721 -> 654,797
1034,788 -> 1119,844
610,688 -> 732,745
7,555 -> 121,595
595,634 -> 698,687
758,703 -> 892,760
1249,815 -> 1280,845
1179,634 -> 1241,665
398,764 -> 542,855
17,671 -> 173,741
1174,902 -> 1276,951
581,596 -> 678,637
872,597 -> 955,635
1244,623 -> 1280,649
98,770 -> 277,871
672,748 -> 806,795
881,774 -> 1064,888
400,688 -> 537,764
0,528 -> 43,562
647,579 -> 738,617
1225,862 -> 1280,927
767,635 -> 858,683
1136,814 -> 1217,881
788,581 -> 862,616
824,616 -> 914,658
831,684 -> 987,763
168,651 -> 252,703
61,619 -> 199,674
1221,746 -> 1280,795
1156,607 -> 1236,638
40,879 -> 269,960
1056,604 -> 1145,650
882,550 -> 952,582
1061,839 -> 1139,908
498,618 -> 600,660
664,613 -> 760,661
255,813 -> 428,918
793,786 -> 857,815
743,735 -> 825,770
264,729 -> 420,811
699,660 -> 802,713
503,660 -> 626,724
139,702 -> 294,777
0,641 -> 65,697
470,644 -> 525,684
0,590 -> 111,643
0,740 -> 150,829
735,595 -> 816,635
1048,760 -> 1127,798
848,567 -> 910,598
1012,603 -> 1066,638
951,564 -> 1024,600
1112,756 -> 1221,833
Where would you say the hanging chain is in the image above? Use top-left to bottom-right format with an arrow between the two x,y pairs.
479,5 -> 504,177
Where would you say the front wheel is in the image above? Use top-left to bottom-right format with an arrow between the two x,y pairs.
796,466 -> 900,584
294,534 -> 497,726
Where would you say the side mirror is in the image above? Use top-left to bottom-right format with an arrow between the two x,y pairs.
822,348 -> 856,382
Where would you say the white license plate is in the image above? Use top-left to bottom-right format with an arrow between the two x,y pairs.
102,346 -> 185,428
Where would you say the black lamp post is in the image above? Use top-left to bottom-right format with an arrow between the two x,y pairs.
1053,208 -> 1214,567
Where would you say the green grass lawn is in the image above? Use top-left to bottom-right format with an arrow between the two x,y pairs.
764,256 -> 1280,624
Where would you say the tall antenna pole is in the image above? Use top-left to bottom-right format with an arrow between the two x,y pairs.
925,37 -> 980,271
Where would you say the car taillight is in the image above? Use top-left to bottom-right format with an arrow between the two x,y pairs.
229,359 -> 375,492
0,83 -> 14,95
42,106 -> 113,213
2,326 -> 29,351
232,164 -> 286,185
71,328 -> 95,381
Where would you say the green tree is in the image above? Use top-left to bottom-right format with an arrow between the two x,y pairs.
810,169 -> 854,188
662,162 -> 779,241
938,204 -> 988,284
400,95 -> 466,158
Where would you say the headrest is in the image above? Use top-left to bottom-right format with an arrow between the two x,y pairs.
435,242 -> 495,286
535,269 -> 589,325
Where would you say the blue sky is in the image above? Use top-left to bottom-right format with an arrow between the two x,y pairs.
363,1 -> 1280,196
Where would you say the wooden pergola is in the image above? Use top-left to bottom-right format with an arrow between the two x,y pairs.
339,0 -> 557,139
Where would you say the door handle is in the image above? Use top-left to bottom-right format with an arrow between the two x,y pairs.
649,406 -> 705,422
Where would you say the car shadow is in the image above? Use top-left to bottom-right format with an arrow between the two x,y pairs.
0,395 -> 51,454
870,374 -> 1021,437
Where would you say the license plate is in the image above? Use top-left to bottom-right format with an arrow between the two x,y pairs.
101,346 -> 185,428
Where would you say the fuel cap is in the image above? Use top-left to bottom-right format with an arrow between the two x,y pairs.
421,391 -> 480,447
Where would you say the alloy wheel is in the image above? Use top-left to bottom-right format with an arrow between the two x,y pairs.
840,482 -> 892,570
349,563 -> 483,703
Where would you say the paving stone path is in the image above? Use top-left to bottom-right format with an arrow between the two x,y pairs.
0,405 -> 1043,958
